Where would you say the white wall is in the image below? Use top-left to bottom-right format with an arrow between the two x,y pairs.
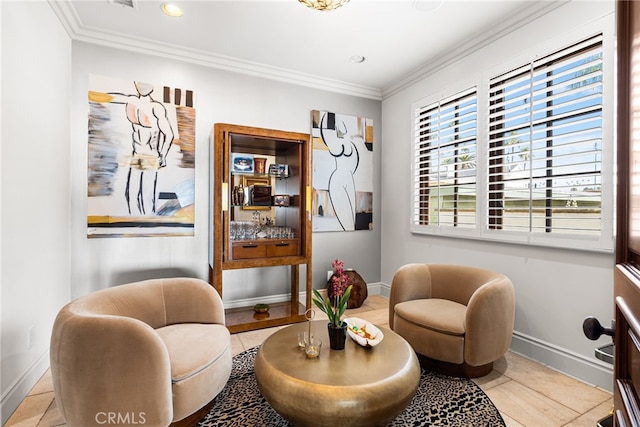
1,2 -> 72,423
70,43 -> 382,303
381,1 -> 615,390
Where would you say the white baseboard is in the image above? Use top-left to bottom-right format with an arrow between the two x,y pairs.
223,293 -> 295,309
1,349 -> 50,425
223,282 -> 388,309
375,282 -> 391,298
509,331 -> 613,392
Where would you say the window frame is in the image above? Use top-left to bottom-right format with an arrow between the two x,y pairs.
411,87 -> 479,232
411,79 -> 483,241
410,18 -> 615,253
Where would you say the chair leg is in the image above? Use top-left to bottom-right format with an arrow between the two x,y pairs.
169,397 -> 216,427
417,354 -> 493,378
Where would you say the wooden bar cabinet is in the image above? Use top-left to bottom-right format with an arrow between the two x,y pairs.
210,123 -> 312,333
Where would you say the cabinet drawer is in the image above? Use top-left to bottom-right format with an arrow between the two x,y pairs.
267,241 -> 299,257
232,243 -> 267,259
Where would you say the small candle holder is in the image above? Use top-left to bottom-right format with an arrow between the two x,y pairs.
297,331 -> 313,349
305,338 -> 322,358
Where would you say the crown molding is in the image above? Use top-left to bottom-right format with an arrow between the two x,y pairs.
47,0 -> 383,101
48,0 -> 567,103
381,1 -> 569,100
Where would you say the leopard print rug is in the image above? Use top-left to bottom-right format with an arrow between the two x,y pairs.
197,346 -> 506,426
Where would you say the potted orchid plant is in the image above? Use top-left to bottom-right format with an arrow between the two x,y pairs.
312,259 -> 352,350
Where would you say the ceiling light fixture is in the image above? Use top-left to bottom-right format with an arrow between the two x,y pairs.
298,0 -> 350,12
412,0 -> 445,12
350,55 -> 365,64
161,3 -> 183,17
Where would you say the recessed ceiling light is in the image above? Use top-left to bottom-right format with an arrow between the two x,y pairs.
161,3 -> 183,17
350,55 -> 365,64
412,0 -> 444,12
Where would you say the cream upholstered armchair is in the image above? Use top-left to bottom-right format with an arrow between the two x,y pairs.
50,277 -> 232,427
389,264 -> 515,378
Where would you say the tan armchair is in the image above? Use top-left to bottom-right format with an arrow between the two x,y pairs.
50,277 -> 232,427
389,264 -> 515,378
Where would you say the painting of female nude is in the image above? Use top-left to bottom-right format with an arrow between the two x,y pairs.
311,110 -> 374,232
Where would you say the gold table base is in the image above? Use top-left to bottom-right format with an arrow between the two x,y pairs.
254,320 -> 421,427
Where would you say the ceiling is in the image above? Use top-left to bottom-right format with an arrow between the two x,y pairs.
51,0 -> 565,99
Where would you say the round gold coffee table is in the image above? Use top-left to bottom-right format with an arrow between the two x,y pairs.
254,320 -> 421,427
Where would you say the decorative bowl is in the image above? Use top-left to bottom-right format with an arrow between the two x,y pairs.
344,317 -> 384,347
253,303 -> 270,313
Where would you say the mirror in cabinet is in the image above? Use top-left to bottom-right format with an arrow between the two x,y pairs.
211,123 -> 312,333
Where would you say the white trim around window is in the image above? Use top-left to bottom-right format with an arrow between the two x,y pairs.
410,15 -> 615,253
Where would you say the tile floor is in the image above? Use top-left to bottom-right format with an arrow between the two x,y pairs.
5,294 -> 613,427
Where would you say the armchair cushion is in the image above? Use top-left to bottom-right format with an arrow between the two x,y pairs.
159,324 -> 232,422
394,299 -> 466,336
156,323 -> 229,383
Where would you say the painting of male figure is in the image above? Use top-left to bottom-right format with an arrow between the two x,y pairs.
87,75 -> 196,237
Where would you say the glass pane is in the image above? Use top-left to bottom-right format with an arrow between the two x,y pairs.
487,39 -> 603,235
413,91 -> 477,228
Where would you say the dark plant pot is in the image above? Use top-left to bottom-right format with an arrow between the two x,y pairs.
327,322 -> 347,350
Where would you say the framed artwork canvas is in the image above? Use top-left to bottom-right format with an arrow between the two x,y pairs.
311,110 -> 374,232
87,74 -> 196,237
